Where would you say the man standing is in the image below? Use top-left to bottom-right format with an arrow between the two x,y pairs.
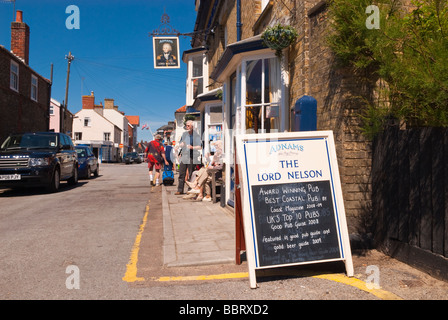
145,134 -> 169,186
175,120 -> 202,195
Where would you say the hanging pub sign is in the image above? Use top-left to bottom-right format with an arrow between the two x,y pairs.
153,37 -> 180,69
235,131 -> 354,288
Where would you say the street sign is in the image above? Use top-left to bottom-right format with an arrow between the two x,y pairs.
235,131 -> 354,288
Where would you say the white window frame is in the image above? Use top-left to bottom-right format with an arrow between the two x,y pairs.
239,52 -> 282,134
203,103 -> 223,159
221,49 -> 289,206
192,55 -> 204,99
10,60 -> 19,92
84,117 -> 91,127
31,75 -> 38,101
104,132 -> 111,141
261,0 -> 270,12
186,53 -> 208,106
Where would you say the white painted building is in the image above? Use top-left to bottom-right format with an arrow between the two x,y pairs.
102,98 -> 129,158
72,92 -> 122,163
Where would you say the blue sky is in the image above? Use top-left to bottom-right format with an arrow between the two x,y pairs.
0,0 -> 197,142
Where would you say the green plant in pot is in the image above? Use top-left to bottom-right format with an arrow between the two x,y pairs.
261,24 -> 298,57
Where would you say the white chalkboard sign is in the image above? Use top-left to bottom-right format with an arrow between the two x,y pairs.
235,131 -> 354,288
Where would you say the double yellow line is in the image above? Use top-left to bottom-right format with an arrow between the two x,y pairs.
122,201 -> 149,283
122,201 -> 402,300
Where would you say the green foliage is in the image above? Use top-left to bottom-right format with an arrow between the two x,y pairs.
327,0 -> 448,136
262,24 -> 299,57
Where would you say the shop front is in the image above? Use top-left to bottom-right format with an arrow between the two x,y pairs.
75,140 -> 117,163
192,88 -> 223,165
210,35 -> 290,207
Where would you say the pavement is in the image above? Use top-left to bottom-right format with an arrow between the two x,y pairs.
155,172 -> 448,300
162,182 -> 235,267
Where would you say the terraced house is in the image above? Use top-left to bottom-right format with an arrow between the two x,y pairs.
0,11 -> 51,143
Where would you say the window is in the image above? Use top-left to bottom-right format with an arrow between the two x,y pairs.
10,60 -> 19,92
66,135 -> 74,147
31,75 -> 38,101
185,49 -> 208,106
243,57 -> 280,134
74,132 -> 82,140
60,134 -> 69,148
261,0 -> 271,12
84,117 -> 91,127
104,132 -> 111,141
206,105 -> 223,156
49,105 -> 54,115
192,55 -> 204,99
229,72 -> 237,131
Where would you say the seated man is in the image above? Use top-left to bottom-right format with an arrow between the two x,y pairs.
185,140 -> 223,201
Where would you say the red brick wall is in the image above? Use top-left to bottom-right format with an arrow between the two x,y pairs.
10,21 -> 30,65
82,94 -> 95,109
0,48 -> 51,143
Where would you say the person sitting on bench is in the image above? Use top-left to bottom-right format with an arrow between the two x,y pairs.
185,140 -> 223,201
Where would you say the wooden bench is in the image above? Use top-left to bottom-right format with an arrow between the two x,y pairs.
209,168 -> 223,204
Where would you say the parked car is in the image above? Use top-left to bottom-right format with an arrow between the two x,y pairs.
123,152 -> 142,164
75,146 -> 99,179
0,132 -> 78,192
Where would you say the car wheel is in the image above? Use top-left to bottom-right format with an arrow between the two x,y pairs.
94,165 -> 99,177
48,168 -> 60,193
68,165 -> 78,185
86,166 -> 91,179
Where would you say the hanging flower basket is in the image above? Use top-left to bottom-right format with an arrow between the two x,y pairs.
261,24 -> 298,57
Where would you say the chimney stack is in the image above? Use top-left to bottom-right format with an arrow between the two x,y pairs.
82,91 -> 95,109
104,98 -> 115,110
11,10 -> 30,65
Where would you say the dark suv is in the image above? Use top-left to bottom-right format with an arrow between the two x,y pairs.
0,132 -> 78,192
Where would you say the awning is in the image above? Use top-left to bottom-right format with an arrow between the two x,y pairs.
210,34 -> 269,82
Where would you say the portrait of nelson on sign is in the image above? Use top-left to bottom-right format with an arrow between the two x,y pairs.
153,37 -> 180,69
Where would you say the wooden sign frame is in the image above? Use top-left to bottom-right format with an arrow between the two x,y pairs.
235,131 -> 354,288
153,36 -> 180,69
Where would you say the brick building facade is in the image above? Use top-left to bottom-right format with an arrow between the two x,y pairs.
190,0 -> 374,234
0,11 -> 51,143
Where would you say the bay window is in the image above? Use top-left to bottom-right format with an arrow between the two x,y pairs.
192,55 -> 204,99
242,56 -> 281,134
183,48 -> 208,106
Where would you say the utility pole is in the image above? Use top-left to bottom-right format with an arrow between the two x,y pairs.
63,51 -> 74,134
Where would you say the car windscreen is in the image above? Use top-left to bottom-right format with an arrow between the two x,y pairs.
76,148 -> 87,158
1,134 -> 58,150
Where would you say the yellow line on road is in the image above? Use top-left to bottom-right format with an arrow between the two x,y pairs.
312,273 -> 402,300
154,272 -> 250,282
122,201 -> 401,300
151,272 -> 402,300
122,201 -> 150,283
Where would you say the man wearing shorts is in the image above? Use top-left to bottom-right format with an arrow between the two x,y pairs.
145,134 -> 169,186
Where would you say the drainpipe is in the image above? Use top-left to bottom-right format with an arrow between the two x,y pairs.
236,0 -> 242,41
